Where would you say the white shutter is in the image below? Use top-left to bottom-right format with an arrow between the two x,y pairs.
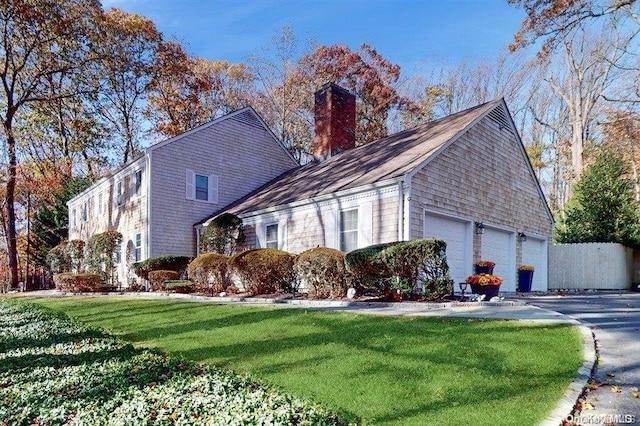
186,170 -> 195,200
255,222 -> 265,248
358,202 -> 373,247
208,174 -> 218,204
322,209 -> 337,249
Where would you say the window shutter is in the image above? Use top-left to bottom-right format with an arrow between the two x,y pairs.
186,170 -> 195,200
322,209 -> 338,249
358,202 -> 373,247
208,174 -> 218,204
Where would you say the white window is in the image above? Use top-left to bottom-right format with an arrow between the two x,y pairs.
134,232 -> 142,262
114,243 -> 122,264
81,201 -> 88,222
97,192 -> 103,215
114,181 -> 124,207
340,209 -> 358,253
186,170 -> 218,203
266,224 -> 279,249
133,170 -> 142,197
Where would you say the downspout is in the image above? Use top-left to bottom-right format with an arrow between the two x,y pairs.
397,181 -> 404,241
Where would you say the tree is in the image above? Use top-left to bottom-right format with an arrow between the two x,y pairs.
555,149 -> 640,246
0,0 -> 103,287
200,213 -> 245,255
509,0 -> 638,53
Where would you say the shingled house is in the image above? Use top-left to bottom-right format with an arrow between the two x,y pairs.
198,84 -> 553,291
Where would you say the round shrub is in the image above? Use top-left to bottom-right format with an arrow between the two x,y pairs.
228,249 -> 295,295
132,256 -> 191,280
294,248 -> 349,299
148,270 -> 179,291
53,273 -> 103,292
187,253 -> 229,293
344,242 -> 398,293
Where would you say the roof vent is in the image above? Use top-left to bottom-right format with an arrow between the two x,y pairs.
488,105 -> 511,133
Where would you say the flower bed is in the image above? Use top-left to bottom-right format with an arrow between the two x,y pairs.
0,301 -> 354,425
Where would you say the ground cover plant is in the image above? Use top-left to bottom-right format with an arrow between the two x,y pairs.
0,300 -> 353,426
21,296 -> 584,426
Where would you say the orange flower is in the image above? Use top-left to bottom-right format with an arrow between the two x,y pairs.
465,274 -> 503,286
518,265 -> 534,272
474,260 -> 495,268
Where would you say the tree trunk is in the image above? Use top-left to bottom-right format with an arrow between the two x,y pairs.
3,117 -> 19,288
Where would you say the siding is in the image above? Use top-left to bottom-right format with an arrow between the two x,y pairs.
149,109 -> 297,257
241,185 -> 399,254
408,112 -> 553,265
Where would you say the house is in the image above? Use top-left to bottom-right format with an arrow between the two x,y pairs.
198,83 -> 553,291
67,108 -> 298,285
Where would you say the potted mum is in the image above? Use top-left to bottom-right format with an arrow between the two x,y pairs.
517,265 -> 535,293
465,273 -> 503,299
474,260 -> 495,274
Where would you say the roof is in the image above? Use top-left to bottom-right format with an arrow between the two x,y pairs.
202,98 -> 504,222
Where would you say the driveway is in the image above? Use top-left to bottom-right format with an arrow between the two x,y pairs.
525,293 -> 640,425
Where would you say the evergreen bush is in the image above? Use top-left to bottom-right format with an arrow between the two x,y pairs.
344,242 -> 398,292
132,255 -> 191,280
187,253 -> 229,293
53,273 -> 103,292
295,247 -> 348,299
228,249 -> 295,295
148,270 -> 179,291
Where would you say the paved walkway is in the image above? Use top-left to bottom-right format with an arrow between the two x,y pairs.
8,290 -> 615,425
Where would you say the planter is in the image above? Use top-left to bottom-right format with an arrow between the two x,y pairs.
518,270 -> 534,292
474,265 -> 494,274
470,284 -> 501,299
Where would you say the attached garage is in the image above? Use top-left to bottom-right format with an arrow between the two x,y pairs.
423,212 -> 473,286
480,227 -> 516,292
521,237 -> 548,291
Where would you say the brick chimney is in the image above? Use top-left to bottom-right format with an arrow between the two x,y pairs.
313,83 -> 356,159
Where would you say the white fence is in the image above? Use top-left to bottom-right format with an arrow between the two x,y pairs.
549,243 -> 634,290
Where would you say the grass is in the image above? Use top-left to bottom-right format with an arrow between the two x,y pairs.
19,296 -> 583,425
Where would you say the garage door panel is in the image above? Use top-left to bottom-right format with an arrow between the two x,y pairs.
424,214 -> 471,285
481,228 -> 515,292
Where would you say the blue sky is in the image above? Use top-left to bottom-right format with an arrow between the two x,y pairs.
102,0 -> 526,76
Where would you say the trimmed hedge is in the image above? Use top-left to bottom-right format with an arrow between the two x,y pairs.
381,238 -> 452,300
164,280 -> 193,293
344,242 -> 398,292
53,273 -> 104,292
228,249 -> 295,295
187,253 -> 229,293
132,255 -> 191,280
148,270 -> 179,291
295,247 -> 349,299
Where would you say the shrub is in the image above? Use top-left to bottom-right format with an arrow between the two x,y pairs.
85,231 -> 122,286
345,242 -> 398,293
381,238 -> 453,300
295,247 -> 349,299
201,213 -> 245,255
187,253 -> 229,293
228,249 -> 295,295
148,270 -> 179,291
164,280 -> 193,293
132,255 -> 191,280
53,273 -> 103,292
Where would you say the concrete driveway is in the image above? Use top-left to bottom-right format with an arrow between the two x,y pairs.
525,293 -> 640,425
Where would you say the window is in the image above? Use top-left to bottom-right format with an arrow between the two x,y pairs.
195,174 -> 208,201
134,170 -> 142,197
115,181 -> 123,207
186,170 -> 218,203
340,209 -> 358,252
97,192 -> 103,215
114,243 -> 122,264
134,232 -> 142,262
81,201 -> 88,222
266,224 -> 278,249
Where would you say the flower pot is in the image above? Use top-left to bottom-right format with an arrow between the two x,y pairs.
474,265 -> 494,274
518,270 -> 534,292
470,284 -> 500,299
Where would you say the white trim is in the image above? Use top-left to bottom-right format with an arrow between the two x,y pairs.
146,153 -> 152,258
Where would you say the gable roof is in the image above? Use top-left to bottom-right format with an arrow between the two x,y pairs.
202,98 -> 505,222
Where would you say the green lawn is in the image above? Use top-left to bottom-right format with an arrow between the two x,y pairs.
24,296 -> 582,425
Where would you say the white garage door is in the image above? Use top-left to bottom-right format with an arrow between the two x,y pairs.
481,228 -> 516,292
424,213 -> 472,285
522,237 -> 548,291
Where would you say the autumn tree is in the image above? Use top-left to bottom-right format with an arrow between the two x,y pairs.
0,0 -> 104,287
147,41 -> 254,138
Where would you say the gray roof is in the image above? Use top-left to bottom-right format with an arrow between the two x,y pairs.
204,98 -> 503,221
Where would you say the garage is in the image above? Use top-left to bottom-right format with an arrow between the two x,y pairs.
423,213 -> 472,286
480,227 -> 516,292
521,237 -> 548,291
